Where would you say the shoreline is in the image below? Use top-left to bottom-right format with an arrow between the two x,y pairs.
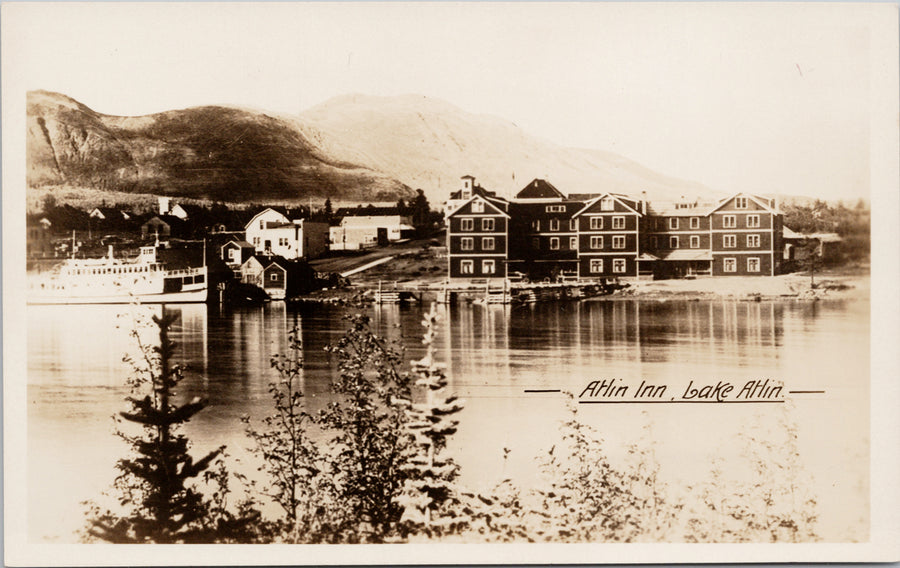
294,270 -> 870,306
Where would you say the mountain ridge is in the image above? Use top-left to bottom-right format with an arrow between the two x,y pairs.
27,90 -> 720,207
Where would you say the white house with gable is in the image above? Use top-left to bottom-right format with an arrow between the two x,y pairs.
244,208 -> 329,260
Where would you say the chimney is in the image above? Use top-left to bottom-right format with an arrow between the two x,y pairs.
158,196 -> 170,215
641,191 -> 647,215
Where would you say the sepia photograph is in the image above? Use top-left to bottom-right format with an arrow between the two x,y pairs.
3,2 -> 898,565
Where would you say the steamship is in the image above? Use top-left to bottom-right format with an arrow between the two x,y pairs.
27,244 -> 208,305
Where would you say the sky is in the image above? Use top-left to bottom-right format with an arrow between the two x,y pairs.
3,2 -> 896,201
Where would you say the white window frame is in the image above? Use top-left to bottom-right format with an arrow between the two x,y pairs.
612,235 -> 626,249
482,236 -> 495,250
461,218 -> 474,231
570,219 -> 577,231
471,201 -> 485,213
612,216 -> 626,229
600,197 -> 614,211
569,236 -> 577,250
550,219 -> 560,231
545,205 -> 565,213
723,258 -> 737,272
747,257 -> 761,272
532,220 -> 541,231
590,236 -> 604,249
747,214 -> 760,228
482,259 -> 496,275
461,260 -> 474,274
669,218 -> 679,230
690,235 -> 700,249
590,217 -> 603,230
690,217 -> 700,229
723,215 -> 736,228
482,217 -> 495,231
747,234 -> 760,248
735,197 -> 748,209
460,237 -> 474,251
590,259 -> 603,273
613,259 -> 627,273
550,237 -> 560,250
270,272 -> 280,282
669,236 -> 679,249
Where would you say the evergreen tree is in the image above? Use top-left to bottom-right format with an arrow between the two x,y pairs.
324,197 -> 334,223
85,309 -> 227,543
411,189 -> 431,235
398,304 -> 466,538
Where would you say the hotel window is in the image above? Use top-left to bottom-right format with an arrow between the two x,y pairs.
532,237 -> 540,250
271,273 -> 279,282
550,237 -> 560,250
612,236 -> 626,249
471,201 -> 484,213
590,259 -> 603,273
669,236 -> 679,249
532,220 -> 541,231
590,236 -> 604,249
747,214 -> 760,228
690,217 -> 700,229
724,258 -> 737,272
600,197 -> 614,211
461,218 -> 474,231
690,235 -> 700,249
590,217 -> 603,230
724,235 -> 736,248
613,216 -> 625,229
735,197 -> 748,209
546,205 -> 565,213
550,219 -> 560,231
747,257 -> 761,272
253,237 -> 260,247
482,259 -> 496,274
570,236 -> 578,250
669,218 -> 679,230
461,260 -> 474,274
482,218 -> 495,231
747,234 -> 760,248
723,215 -> 736,228
613,259 -> 626,273
461,237 -> 474,251
570,219 -> 577,231
482,236 -> 495,250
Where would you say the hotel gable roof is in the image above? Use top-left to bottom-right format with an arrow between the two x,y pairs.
571,192 -> 644,218
444,193 -> 510,219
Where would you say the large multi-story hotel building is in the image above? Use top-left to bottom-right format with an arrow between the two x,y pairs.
446,175 -> 783,283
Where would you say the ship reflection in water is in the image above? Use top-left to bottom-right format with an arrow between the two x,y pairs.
27,297 -> 869,542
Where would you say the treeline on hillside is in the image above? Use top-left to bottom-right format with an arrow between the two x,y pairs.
782,200 -> 870,266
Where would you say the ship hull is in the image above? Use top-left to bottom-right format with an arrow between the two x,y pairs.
27,287 -> 208,305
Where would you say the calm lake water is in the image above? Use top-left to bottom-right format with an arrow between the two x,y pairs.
27,295 -> 869,542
